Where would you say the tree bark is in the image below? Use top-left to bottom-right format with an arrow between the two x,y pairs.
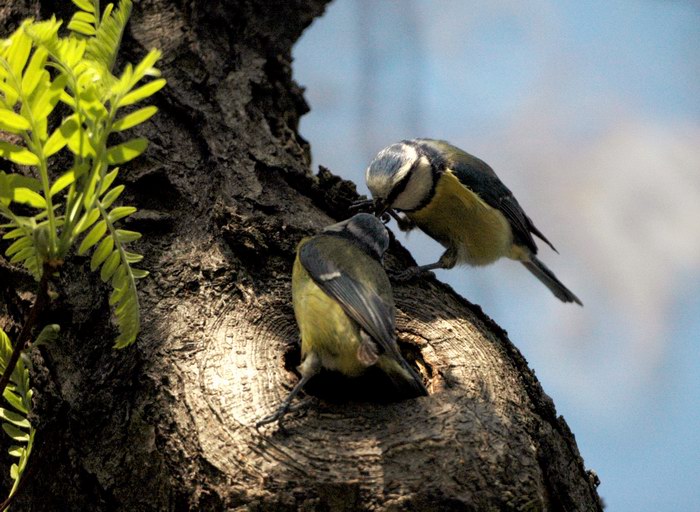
1,1 -> 603,510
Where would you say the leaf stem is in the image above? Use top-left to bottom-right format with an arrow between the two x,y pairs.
0,262 -> 52,398
0,453 -> 35,512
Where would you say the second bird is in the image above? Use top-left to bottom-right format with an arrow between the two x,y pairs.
256,213 -> 427,428
365,138 -> 582,305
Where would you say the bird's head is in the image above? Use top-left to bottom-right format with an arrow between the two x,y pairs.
365,140 -> 434,214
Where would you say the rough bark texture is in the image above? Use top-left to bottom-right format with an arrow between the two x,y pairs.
0,1 -> 603,510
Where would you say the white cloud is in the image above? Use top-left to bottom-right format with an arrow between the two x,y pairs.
493,116 -> 700,417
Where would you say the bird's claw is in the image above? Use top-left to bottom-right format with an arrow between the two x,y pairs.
390,211 -> 416,232
255,409 -> 288,430
254,398 -> 313,431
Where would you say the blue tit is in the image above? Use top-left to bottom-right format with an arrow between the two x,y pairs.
365,139 -> 582,305
256,213 -> 427,428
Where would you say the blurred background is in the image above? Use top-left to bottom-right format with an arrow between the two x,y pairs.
293,0 -> 700,509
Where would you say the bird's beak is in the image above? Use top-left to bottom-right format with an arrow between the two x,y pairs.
373,200 -> 392,224
349,198 -> 373,212
373,199 -> 388,217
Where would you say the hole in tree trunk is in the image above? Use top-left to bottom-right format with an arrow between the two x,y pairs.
282,337 -> 430,403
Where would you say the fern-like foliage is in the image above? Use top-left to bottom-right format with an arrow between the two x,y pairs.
0,173 -> 47,279
0,328 -> 35,503
74,167 -> 147,347
72,0 -> 132,74
0,1 -> 163,503
0,0 -> 165,347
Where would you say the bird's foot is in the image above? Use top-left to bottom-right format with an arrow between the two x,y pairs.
255,407 -> 290,432
254,398 -> 313,432
389,211 -> 416,232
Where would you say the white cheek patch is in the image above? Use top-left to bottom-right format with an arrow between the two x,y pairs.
392,156 -> 434,211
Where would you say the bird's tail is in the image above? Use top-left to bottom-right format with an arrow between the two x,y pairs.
522,255 -> 582,305
378,357 -> 428,399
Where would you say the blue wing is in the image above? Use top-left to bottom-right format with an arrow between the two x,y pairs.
299,236 -> 398,356
416,139 -> 556,254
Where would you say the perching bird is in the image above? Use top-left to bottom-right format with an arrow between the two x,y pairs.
256,213 -> 427,428
364,138 -> 582,305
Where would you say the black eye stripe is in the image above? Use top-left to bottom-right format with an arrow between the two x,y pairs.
386,159 -> 419,205
387,143 -> 445,211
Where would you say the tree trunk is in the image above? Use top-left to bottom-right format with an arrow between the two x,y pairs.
1,1 -> 603,510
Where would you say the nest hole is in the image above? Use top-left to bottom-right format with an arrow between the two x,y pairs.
281,337 -> 431,403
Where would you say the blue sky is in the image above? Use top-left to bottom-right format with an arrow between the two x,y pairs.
293,1 -> 700,509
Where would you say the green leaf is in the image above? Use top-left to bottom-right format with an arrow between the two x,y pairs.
67,19 -> 96,36
34,324 -> 60,347
108,206 -> 136,223
0,408 -> 30,429
109,285 -> 127,306
1,173 -> 45,208
74,208 -> 100,235
131,268 -> 149,279
49,170 -> 76,196
0,142 -> 39,166
66,128 -> 96,159
118,78 -> 166,107
9,246 -> 35,264
72,0 -> 96,12
2,423 -> 29,443
13,188 -> 46,208
31,73 -> 68,121
61,35 -> 88,68
113,291 -> 140,348
78,220 -> 106,255
2,390 -> 26,416
22,16 -> 62,47
86,0 -> 132,72
5,236 -> 31,257
71,11 -> 96,25
124,250 -> 143,264
90,236 -> 114,271
111,264 -> 127,285
0,108 -> 31,133
0,80 -> 18,107
20,46 -> 49,97
59,90 -> 75,108
8,445 -> 24,458
7,25 -> 32,80
102,3 -> 115,20
44,116 -> 79,157
112,106 -> 158,132
133,49 -> 162,80
100,184 -> 124,209
2,228 -> 26,240
99,168 -> 119,196
100,250 -> 121,282
115,229 -> 141,243
106,138 -> 148,164
78,84 -> 108,119
0,172 -> 41,207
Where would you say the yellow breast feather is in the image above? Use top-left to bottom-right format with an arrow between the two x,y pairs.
408,170 -> 512,266
292,257 -> 367,376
